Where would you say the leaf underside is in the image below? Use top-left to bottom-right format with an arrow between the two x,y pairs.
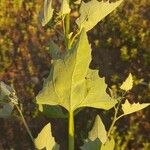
34,123 -> 59,150
36,29 -> 117,112
39,0 -> 54,26
122,99 -> 150,115
76,0 -> 123,32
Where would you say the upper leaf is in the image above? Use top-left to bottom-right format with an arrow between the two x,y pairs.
122,99 -> 150,116
36,29 -> 117,112
101,137 -> 115,150
76,0 -> 123,32
88,115 -> 107,144
120,73 -> 133,91
60,0 -> 71,16
39,0 -> 54,26
34,123 -> 59,150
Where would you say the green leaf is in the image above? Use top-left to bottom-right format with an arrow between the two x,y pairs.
34,123 -> 59,150
39,105 -> 67,118
101,137 -> 115,150
60,0 -> 71,16
48,41 -> 63,60
89,115 -> 107,144
122,99 -> 150,116
39,0 -> 54,26
80,138 -> 100,150
36,29 -> 117,112
76,0 -> 123,31
120,73 -> 133,91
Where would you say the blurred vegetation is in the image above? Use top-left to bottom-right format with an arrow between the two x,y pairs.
0,0 -> 149,149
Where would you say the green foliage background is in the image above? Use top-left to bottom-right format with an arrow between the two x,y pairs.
0,0 -> 149,149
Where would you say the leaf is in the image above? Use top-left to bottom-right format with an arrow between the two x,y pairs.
74,0 -> 82,5
39,105 -> 67,118
80,138 -> 100,150
76,0 -> 123,31
36,29 -> 117,112
120,73 -> 133,91
39,0 -> 54,26
60,0 -> 71,16
48,40 -> 63,60
101,137 -> 115,150
122,99 -> 150,116
34,123 -> 59,150
0,81 -> 18,104
89,115 -> 107,144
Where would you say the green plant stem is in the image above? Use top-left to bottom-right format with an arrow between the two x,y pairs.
15,104 -> 34,144
64,0 -> 70,49
107,101 -> 121,137
68,111 -> 74,150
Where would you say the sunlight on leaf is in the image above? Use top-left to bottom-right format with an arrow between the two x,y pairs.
76,0 -> 123,31
36,29 -> 117,112
89,115 -> 107,144
101,137 -> 115,150
60,0 -> 71,16
122,99 -> 150,116
120,73 -> 133,91
39,0 -> 54,26
34,123 -> 59,150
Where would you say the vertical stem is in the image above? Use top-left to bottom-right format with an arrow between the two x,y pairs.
65,0 -> 70,49
15,105 -> 34,144
68,111 -> 74,150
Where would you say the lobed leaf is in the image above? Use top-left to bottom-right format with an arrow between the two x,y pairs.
76,0 -> 123,32
36,29 -> 117,112
101,137 -> 115,150
122,99 -> 150,116
34,123 -> 59,150
39,0 -> 54,26
120,73 -> 133,91
89,115 -> 107,144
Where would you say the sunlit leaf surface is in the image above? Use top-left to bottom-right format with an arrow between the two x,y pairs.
76,0 -> 123,31
122,99 -> 150,115
34,123 -> 59,150
36,29 -> 117,112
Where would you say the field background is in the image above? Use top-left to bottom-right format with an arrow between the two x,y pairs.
0,0 -> 149,149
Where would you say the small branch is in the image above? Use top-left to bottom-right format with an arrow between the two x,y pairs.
15,104 -> 34,144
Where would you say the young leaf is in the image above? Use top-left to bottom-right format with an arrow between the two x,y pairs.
76,0 -> 123,32
34,123 -> 59,150
122,99 -> 150,116
120,73 -> 133,91
36,29 -> 117,112
101,137 -> 115,150
88,115 -> 107,144
39,0 -> 54,26
60,0 -> 71,16
80,138 -> 100,150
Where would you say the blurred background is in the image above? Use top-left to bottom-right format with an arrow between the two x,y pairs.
0,0 -> 149,149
